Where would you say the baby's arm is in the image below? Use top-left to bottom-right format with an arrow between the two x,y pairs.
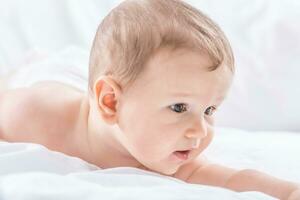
174,158 -> 299,200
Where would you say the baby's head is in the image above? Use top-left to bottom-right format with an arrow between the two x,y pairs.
88,0 -> 234,175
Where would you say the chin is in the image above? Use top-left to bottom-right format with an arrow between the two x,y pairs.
155,165 -> 179,176
140,158 -> 181,176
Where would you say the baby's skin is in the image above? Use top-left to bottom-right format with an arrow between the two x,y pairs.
0,48 -> 299,199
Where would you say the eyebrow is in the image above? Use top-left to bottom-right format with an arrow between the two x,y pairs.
169,92 -> 225,102
169,92 -> 198,97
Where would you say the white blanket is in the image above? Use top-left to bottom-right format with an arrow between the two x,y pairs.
1,128 -> 299,200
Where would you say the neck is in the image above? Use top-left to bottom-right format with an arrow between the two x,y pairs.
73,95 -> 142,169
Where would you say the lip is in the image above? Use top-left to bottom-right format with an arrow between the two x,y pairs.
172,150 -> 191,161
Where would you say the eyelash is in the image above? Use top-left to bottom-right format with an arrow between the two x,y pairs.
169,103 -> 217,116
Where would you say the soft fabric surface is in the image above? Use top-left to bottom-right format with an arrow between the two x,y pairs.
0,170 -> 273,200
0,128 -> 299,199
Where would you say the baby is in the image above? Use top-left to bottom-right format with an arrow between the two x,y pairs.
0,0 -> 299,199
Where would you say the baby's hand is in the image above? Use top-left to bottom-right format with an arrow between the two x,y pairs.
287,188 -> 300,200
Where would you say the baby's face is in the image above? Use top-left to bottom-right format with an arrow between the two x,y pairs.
116,48 -> 233,175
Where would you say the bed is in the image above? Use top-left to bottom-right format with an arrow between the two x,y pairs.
0,0 -> 299,199
1,128 -> 299,200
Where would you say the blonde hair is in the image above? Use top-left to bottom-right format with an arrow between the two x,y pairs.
88,0 -> 234,95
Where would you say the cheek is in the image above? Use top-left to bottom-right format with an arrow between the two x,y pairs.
117,101 -> 185,155
129,118 -> 180,157
205,116 -> 215,126
133,121 -> 173,149
195,127 -> 214,155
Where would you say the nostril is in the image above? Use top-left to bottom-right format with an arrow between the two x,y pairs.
192,139 -> 200,148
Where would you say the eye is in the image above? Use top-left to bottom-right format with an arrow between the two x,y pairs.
169,103 -> 188,113
204,106 -> 216,116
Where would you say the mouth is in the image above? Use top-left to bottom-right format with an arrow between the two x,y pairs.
172,150 -> 191,161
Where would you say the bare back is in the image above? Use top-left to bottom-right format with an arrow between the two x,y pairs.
0,81 -> 87,155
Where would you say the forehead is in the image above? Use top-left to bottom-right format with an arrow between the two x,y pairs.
130,48 -> 233,100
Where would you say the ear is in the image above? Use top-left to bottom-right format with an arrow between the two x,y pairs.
93,75 -> 122,125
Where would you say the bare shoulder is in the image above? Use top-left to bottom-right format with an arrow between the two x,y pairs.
0,81 -> 86,149
173,155 -> 210,181
24,80 -> 85,118
174,155 -> 238,187
29,81 -> 85,121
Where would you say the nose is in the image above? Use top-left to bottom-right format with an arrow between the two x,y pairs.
184,117 -> 208,141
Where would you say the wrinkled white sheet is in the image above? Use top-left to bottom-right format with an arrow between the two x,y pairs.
0,170 -> 273,200
1,128 -> 299,200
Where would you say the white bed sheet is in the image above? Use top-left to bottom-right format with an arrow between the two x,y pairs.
0,128 -> 299,200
